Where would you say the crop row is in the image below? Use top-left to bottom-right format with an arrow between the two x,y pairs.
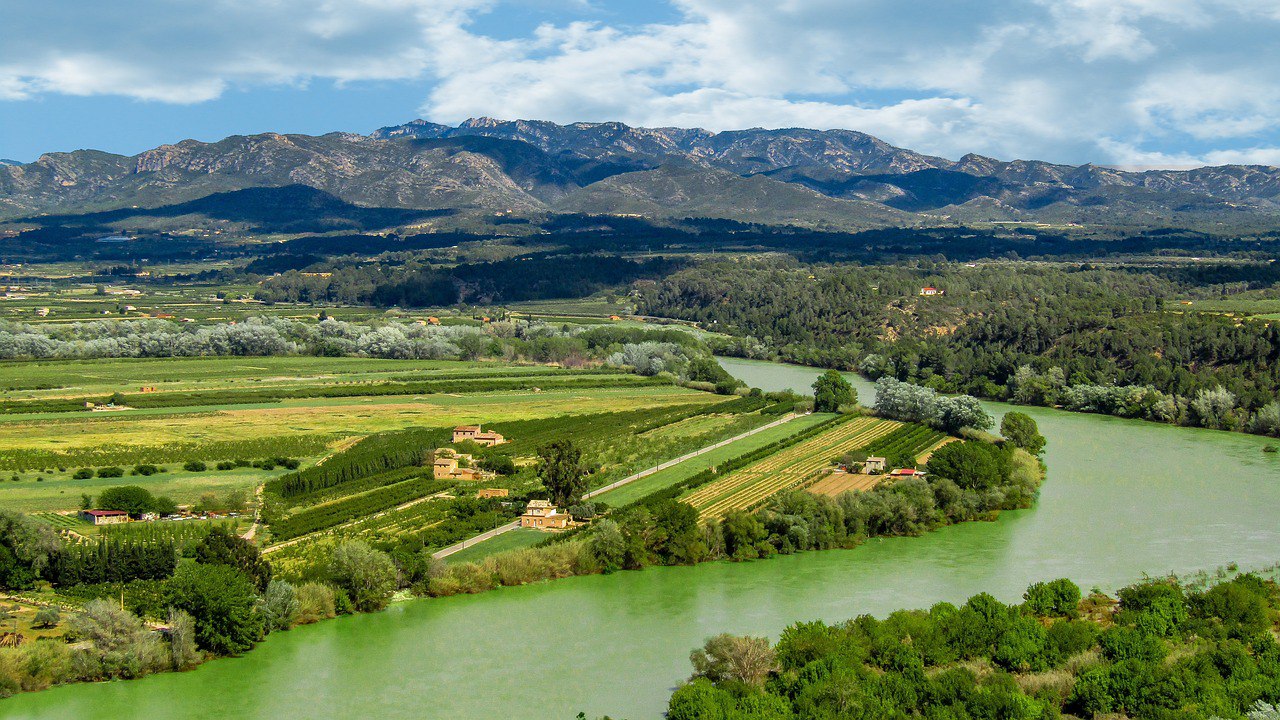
863,424 -> 947,465
268,476 -> 454,541
0,370 -> 663,415
0,434 -> 333,472
602,414 -> 848,519
99,519 -> 240,549
266,427 -> 450,500
492,403 -> 725,456
688,420 -> 900,518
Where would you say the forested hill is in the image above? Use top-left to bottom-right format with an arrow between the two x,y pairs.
2,118 -> 1279,230
641,261 -> 1280,435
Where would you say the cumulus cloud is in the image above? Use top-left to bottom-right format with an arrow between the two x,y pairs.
0,0 -> 485,102
3,0 -> 1279,167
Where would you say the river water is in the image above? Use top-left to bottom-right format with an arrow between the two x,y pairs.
3,358 -> 1277,719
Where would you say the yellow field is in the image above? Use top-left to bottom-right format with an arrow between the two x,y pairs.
685,417 -> 901,519
0,386 -> 708,460
807,471 -> 885,497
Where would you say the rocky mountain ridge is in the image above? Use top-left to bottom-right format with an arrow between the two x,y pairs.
2,118 -> 1278,230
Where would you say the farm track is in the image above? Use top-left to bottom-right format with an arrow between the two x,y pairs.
686,417 -> 901,520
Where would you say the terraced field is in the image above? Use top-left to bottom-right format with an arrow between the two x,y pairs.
684,417 -> 901,519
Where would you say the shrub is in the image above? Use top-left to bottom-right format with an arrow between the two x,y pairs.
294,583 -> 336,625
72,469 -> 94,480
96,467 -> 124,478
183,461 -> 207,472
133,464 -> 160,476
1024,578 -> 1082,618
262,580 -> 299,631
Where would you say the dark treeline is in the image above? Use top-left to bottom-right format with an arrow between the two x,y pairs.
47,539 -> 178,587
639,570 -> 1280,720
254,253 -> 679,306
642,259 -> 1280,435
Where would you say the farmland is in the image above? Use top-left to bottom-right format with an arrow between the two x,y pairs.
683,416 -> 901,519
592,412 -> 832,507
0,354 -> 725,513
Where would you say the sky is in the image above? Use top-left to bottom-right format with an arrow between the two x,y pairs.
2,0 -> 1280,168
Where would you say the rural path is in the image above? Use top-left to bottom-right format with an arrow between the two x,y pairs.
262,490 -> 452,554
430,412 -> 801,560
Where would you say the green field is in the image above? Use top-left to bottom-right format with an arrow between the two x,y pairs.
593,412 -> 832,506
442,528 -> 548,565
0,355 -> 722,512
2,466 -> 281,514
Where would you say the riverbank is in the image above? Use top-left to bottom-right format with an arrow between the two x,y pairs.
2,359 -> 1278,719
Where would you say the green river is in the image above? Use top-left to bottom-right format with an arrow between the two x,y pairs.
4,358 -> 1278,719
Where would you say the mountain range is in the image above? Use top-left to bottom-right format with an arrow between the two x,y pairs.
3,118 -> 1279,232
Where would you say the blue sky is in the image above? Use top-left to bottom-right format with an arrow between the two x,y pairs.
3,0 -> 1279,168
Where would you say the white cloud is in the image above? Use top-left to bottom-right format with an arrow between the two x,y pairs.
3,0 -> 1279,167
0,0 -> 486,102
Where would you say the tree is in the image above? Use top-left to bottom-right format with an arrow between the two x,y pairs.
1001,412 -> 1046,454
689,634 -> 777,687
166,608 -> 203,670
812,370 -> 856,412
33,606 -> 60,629
927,441 -> 1007,491
538,440 -> 588,507
151,495 -> 179,516
262,580 -> 299,631
328,541 -> 397,612
0,511 -> 62,590
588,518 -> 626,572
167,562 -> 264,655
97,485 -> 155,516
935,395 -> 993,433
192,526 -> 272,591
720,511 -> 767,561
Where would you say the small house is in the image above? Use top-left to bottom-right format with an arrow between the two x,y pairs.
434,451 -> 480,481
477,488 -> 509,499
863,457 -> 886,474
80,509 -> 129,525
452,425 -> 506,447
426,317 -> 441,325
609,315 -> 622,321
889,468 -> 926,479
919,287 -> 944,297
520,500 -> 569,530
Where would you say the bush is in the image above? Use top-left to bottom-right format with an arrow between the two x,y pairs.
72,468 -> 94,480
96,467 -> 124,479
216,461 -> 235,471
1024,578 -> 1082,618
262,580 -> 299,631
183,461 -> 207,472
294,583 -> 336,625
133,464 -> 160,476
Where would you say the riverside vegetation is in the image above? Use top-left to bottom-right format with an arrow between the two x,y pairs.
0,368 -> 1038,698
615,569 -> 1280,720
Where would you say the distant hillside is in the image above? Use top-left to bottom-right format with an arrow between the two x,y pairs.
2,118 -> 1278,231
